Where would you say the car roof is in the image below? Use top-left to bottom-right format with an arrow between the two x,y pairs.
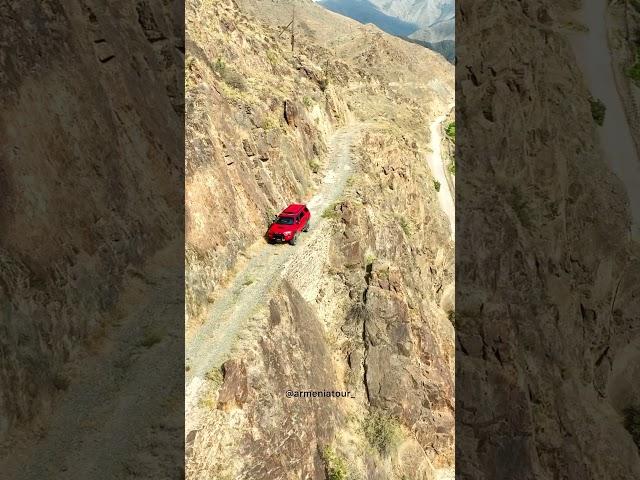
281,204 -> 305,215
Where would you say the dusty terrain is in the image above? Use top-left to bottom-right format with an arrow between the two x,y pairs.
186,0 -> 454,478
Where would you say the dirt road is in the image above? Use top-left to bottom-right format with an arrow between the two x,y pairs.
185,124 -> 363,421
569,0 -> 640,239
427,113 -> 455,239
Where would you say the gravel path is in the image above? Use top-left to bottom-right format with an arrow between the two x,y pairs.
427,113 -> 455,239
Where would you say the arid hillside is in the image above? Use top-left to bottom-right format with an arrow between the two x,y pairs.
457,0 -> 640,477
186,0 -> 454,479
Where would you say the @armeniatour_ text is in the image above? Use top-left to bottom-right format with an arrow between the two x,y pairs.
286,389 -> 355,398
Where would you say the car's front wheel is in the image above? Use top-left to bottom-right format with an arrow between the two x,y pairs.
289,232 -> 298,245
303,221 -> 310,232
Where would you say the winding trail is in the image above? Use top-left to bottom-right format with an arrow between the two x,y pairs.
185,124 -> 363,419
427,113 -> 455,239
569,0 -> 640,239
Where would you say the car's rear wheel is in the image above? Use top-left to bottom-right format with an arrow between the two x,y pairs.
289,233 -> 298,245
303,221 -> 310,232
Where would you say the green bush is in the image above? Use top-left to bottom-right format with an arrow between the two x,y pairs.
309,158 -> 321,173
624,406 -> 640,448
213,57 -> 226,75
321,447 -> 348,480
205,367 -> 223,388
361,410 -> 402,456
589,97 -> 606,126
626,49 -> 640,86
433,180 -> 441,192
322,203 -> 341,220
445,122 -> 455,140
448,160 -> 456,175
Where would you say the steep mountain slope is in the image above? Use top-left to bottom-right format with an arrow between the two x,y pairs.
457,0 -> 640,477
186,0 -> 454,478
0,2 -> 183,476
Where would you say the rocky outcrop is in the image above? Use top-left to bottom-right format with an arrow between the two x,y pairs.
187,282 -> 342,479
327,126 -> 455,469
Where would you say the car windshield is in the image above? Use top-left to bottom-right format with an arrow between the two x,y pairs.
276,216 -> 295,225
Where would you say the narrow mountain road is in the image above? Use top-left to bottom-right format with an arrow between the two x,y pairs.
427,113 -> 455,239
569,0 -> 640,239
185,123 -> 364,422
428,109 -> 456,480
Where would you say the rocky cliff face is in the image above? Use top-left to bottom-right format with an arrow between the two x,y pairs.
457,0 -> 640,477
186,0 -> 454,478
185,0 -> 352,326
0,0 -> 182,445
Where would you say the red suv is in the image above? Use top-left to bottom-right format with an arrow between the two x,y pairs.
267,204 -> 311,245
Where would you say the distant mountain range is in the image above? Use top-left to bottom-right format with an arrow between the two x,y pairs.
318,0 -> 454,62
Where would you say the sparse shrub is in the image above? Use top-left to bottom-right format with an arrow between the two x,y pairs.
322,203 -> 341,220
199,389 -> 217,410
205,367 -> 223,388
139,327 -> 163,348
445,121 -> 455,140
364,252 -> 377,266
266,49 -> 279,65
589,97 -> 606,126
223,69 -> 248,91
448,160 -> 456,175
623,406 -> 640,448
243,276 -> 254,286
399,217 -> 411,236
361,409 -> 402,456
262,115 -> 279,130
319,77 -> 330,92
627,49 -> 640,86
321,446 -> 348,480
433,180 -> 441,192
309,158 -> 321,173
213,57 -> 226,75
303,96 -> 314,107
561,21 -> 588,32
186,54 -> 196,71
